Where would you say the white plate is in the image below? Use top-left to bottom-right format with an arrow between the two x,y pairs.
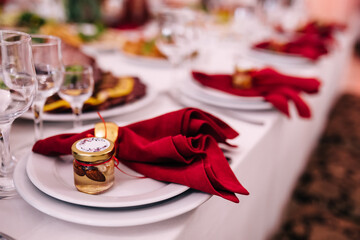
14,157 -> 211,227
178,79 -> 273,111
250,48 -> 312,65
26,149 -> 189,208
186,78 -> 264,103
21,86 -> 157,121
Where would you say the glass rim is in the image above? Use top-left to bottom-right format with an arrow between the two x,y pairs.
0,30 -> 31,46
30,34 -> 62,47
63,64 -> 93,74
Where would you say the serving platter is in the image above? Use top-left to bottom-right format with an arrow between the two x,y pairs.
21,86 -> 157,121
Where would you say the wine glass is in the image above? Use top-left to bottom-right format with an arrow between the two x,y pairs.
258,0 -> 308,36
156,8 -> 200,67
0,30 -> 37,197
231,5 -> 264,53
58,65 -> 94,128
31,34 -> 63,141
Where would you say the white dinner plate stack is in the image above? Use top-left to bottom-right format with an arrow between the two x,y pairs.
176,77 -> 274,111
13,124 -> 212,227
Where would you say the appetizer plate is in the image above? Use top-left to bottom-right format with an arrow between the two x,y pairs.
15,157 -> 211,227
21,86 -> 157,122
26,150 -> 189,208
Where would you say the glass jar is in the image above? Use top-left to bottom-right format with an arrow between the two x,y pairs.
71,137 -> 115,194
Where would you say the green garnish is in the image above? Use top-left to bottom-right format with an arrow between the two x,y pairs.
77,23 -> 105,42
16,12 -> 46,33
64,65 -> 84,85
0,80 -> 9,90
141,39 -> 156,55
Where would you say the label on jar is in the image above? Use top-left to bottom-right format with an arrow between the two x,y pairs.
76,137 -> 110,153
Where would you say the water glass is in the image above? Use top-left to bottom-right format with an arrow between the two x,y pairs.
31,34 -> 63,140
58,65 -> 94,128
0,30 -> 37,197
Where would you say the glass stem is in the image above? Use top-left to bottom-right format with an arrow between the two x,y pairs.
72,104 -> 83,129
0,122 -> 14,176
33,99 -> 46,141
170,56 -> 182,82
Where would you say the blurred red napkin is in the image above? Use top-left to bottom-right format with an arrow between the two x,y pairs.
297,21 -> 346,42
253,34 -> 328,61
192,68 -> 321,118
32,108 -> 249,203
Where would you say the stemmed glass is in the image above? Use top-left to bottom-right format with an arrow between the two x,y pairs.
258,0 -> 308,37
0,30 -> 37,197
231,5 -> 264,54
31,35 -> 63,141
58,65 -> 94,128
156,8 -> 200,71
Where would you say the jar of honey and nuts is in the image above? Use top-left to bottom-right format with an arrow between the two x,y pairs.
71,137 -> 115,194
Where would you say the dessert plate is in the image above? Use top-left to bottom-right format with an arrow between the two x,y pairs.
26,149 -> 189,208
15,157 -> 211,227
21,86 -> 157,121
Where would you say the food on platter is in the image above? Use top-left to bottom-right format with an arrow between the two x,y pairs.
44,72 -> 146,113
122,38 -> 166,59
44,42 -> 146,114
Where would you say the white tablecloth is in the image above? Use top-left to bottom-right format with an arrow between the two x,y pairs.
0,24 -> 356,240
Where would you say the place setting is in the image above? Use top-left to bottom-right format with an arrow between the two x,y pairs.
249,0 -> 345,66
174,54 -> 321,120
13,107 -> 249,226
0,10 -> 159,125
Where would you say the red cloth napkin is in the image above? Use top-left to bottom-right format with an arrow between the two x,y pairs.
192,68 -> 321,118
253,34 -> 328,61
32,108 -> 249,203
297,21 -> 346,42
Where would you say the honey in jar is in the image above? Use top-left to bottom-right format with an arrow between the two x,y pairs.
71,137 -> 115,194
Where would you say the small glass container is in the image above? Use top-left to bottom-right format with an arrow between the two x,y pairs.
71,137 -> 115,194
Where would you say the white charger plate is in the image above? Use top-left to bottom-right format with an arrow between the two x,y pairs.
14,157 -> 211,227
21,86 -> 157,121
185,77 -> 264,103
26,149 -> 189,208
178,79 -> 273,111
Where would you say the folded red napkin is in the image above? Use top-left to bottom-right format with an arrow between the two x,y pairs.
192,68 -> 321,118
297,21 -> 346,42
32,108 -> 249,203
253,34 -> 328,61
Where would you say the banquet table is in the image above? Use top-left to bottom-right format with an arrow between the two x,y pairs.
0,22 -> 357,240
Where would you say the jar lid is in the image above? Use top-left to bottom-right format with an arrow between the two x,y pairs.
71,137 -> 115,162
